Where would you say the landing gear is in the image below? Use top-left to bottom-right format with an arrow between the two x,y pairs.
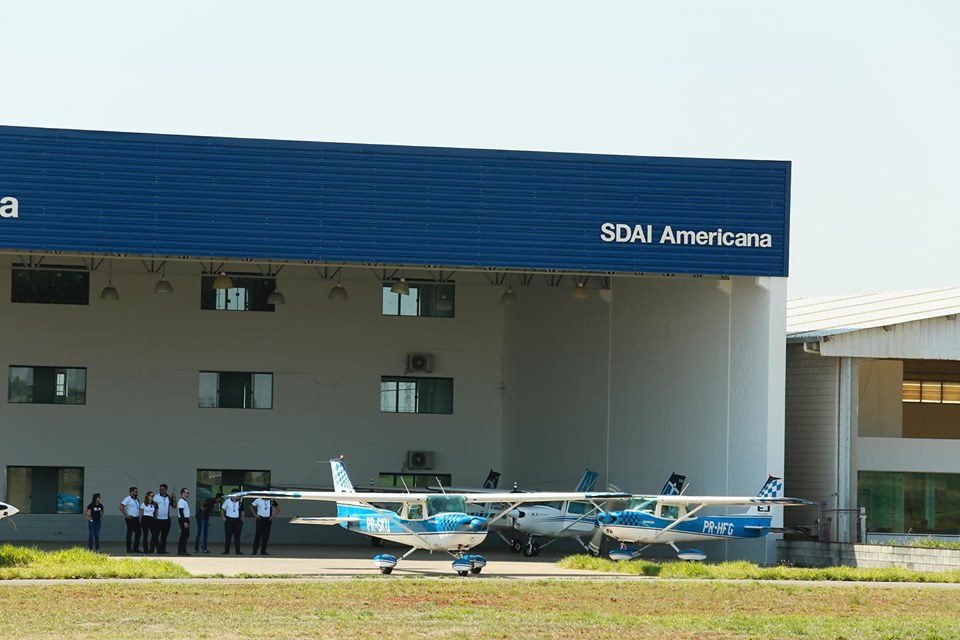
522,540 -> 541,557
380,567 -> 393,575
373,553 -> 398,574
510,539 -> 523,553
452,554 -> 487,576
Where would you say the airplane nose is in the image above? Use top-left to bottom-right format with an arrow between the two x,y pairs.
507,509 -> 523,519
597,512 -> 617,525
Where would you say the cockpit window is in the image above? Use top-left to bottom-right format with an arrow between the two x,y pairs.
626,498 -> 657,513
426,495 -> 466,516
407,503 -> 424,520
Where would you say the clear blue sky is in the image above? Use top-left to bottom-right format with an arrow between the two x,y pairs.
1,1 -> 957,297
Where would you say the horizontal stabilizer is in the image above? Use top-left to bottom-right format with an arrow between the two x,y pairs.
290,516 -> 360,526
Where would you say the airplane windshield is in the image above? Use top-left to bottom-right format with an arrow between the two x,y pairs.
625,498 -> 657,513
426,495 -> 467,516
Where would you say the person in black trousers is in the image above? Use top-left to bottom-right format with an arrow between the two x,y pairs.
176,488 -> 191,556
118,486 -> 141,553
221,492 -> 244,554
250,496 -> 281,555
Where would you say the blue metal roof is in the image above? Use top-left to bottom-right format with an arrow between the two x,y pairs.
0,126 -> 790,276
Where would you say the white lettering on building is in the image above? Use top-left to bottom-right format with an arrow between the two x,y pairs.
599,222 -> 773,249
0,196 -> 19,219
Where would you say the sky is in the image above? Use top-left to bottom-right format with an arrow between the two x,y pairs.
1,1 -> 957,297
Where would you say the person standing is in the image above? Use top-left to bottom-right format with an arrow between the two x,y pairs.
140,491 -> 158,554
118,487 -> 141,553
176,488 -> 192,556
194,492 -> 219,554
250,496 -> 281,555
154,484 -> 173,554
221,492 -> 244,555
84,493 -> 104,552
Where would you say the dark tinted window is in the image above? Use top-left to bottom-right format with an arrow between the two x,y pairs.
12,265 -> 89,305
200,275 -> 277,312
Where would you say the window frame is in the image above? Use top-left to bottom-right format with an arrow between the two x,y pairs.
200,274 -> 278,312
11,263 -> 90,305
8,365 -> 87,405
381,281 -> 455,318
380,376 -> 454,414
199,371 -> 274,409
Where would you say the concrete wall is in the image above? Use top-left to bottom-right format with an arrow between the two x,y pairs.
779,539 -> 960,572
858,360 -> 903,437
0,258 -> 506,542
503,275 -> 788,562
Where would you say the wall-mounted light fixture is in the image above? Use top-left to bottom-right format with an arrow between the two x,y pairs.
266,286 -> 286,305
571,279 -> 590,300
390,277 -> 410,296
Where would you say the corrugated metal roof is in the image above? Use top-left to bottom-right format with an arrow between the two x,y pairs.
787,288 -> 960,341
0,125 -> 791,276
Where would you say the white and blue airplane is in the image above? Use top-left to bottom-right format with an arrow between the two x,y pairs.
501,471 -> 686,558
0,502 -> 18,520
598,476 -> 814,561
230,457 -> 629,576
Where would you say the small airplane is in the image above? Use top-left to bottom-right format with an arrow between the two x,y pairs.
598,476 -> 814,561
0,502 -> 20,520
501,470 -> 686,558
229,456 -> 629,576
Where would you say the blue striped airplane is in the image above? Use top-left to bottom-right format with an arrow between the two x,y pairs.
230,457 -> 629,575
598,476 -> 814,561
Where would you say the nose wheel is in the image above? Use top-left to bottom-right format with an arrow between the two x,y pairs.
521,539 -> 541,557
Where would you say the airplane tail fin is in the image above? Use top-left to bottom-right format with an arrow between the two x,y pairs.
482,470 -> 501,489
660,472 -> 686,496
330,456 -> 356,493
575,470 -> 599,492
747,475 -> 783,515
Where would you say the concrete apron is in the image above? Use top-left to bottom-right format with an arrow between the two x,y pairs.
98,543 -> 620,579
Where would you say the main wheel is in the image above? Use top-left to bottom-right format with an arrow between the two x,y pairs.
531,542 -> 541,557
457,570 -> 468,577
470,567 -> 482,574
510,539 -> 522,553
522,545 -> 534,558
380,567 -> 393,575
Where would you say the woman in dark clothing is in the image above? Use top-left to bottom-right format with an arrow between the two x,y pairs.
140,491 -> 158,554
84,493 -> 104,552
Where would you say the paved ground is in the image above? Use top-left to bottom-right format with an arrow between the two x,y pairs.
96,543 -> 617,579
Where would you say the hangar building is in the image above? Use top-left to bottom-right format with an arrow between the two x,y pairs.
786,289 -> 960,541
0,126 -> 791,561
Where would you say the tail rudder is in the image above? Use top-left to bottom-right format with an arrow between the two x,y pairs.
747,476 -> 783,515
482,470 -> 501,489
330,456 -> 356,493
660,472 -> 686,496
575,470 -> 599,492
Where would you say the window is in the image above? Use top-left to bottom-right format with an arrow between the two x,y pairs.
902,380 -> 960,404
199,371 -> 273,408
9,366 -> 86,404
200,275 -> 277,312
858,471 -> 960,534
378,473 -> 452,490
380,376 -> 453,414
6,466 -> 84,514
382,282 -> 455,318
197,469 -> 270,510
11,264 -> 89,305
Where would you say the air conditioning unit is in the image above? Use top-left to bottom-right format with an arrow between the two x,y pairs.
406,353 -> 435,373
407,450 -> 435,470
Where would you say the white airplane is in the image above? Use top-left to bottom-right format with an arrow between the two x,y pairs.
598,476 -> 814,561
0,502 -> 19,520
503,471 -> 687,557
229,456 -> 629,576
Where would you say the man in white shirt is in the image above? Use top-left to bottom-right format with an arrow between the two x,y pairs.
118,486 -> 141,553
250,496 -> 281,555
221,493 -> 244,555
176,488 -> 192,556
155,484 -> 173,554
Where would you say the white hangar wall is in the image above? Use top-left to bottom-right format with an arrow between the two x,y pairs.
502,276 -> 788,562
0,259 -> 507,543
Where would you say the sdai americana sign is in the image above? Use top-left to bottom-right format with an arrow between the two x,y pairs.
599,222 -> 773,248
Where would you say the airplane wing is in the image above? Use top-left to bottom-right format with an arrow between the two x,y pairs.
629,495 -> 815,507
289,516 -> 360,526
230,490 -> 629,504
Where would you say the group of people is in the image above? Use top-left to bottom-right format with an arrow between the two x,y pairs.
83,486 -> 281,557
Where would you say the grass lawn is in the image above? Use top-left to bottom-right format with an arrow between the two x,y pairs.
0,545 -> 189,579
0,580 -> 957,639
